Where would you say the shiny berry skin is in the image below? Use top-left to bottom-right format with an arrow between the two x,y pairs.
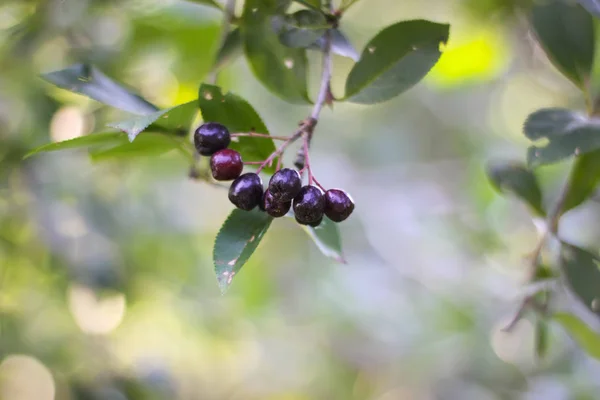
228,173 -> 263,211
194,122 -> 230,156
210,149 -> 243,181
305,216 -> 323,227
268,168 -> 302,202
293,185 -> 325,225
262,189 -> 291,218
324,189 -> 355,222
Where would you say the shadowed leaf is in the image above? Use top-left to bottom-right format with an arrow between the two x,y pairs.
214,208 -> 273,293
43,64 -> 158,115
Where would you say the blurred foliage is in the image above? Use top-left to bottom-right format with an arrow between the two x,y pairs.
2,0 -> 600,399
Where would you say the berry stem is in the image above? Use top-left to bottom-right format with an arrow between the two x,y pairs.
255,121 -> 311,174
231,132 -> 290,141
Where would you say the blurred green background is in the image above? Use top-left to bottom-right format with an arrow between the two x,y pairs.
1,0 -> 600,399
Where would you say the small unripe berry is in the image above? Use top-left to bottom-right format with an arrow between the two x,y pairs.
194,122 -> 230,156
210,149 -> 243,181
324,189 -> 355,222
268,168 -> 302,202
293,185 -> 325,225
229,173 -> 263,211
262,189 -> 291,218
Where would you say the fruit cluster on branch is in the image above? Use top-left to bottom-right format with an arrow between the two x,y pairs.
194,121 -> 354,226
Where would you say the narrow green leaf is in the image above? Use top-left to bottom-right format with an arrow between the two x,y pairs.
553,312 -> 600,359
43,64 -> 158,115
187,0 -> 223,10
535,319 -> 549,360
242,0 -> 310,104
562,151 -> 600,213
214,208 -> 273,293
560,243 -> 600,317
523,108 -> 587,141
24,131 -> 126,159
310,29 -> 360,61
213,28 -> 243,71
108,101 -> 197,142
530,1 -> 595,89
577,0 -> 600,18
198,84 -> 276,171
302,217 -> 346,263
275,10 -> 327,48
89,133 -> 188,162
486,160 -> 545,216
344,20 -> 450,104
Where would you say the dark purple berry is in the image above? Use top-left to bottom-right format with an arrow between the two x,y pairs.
268,168 -> 302,202
293,185 -> 325,225
210,149 -> 243,181
305,216 -> 323,227
262,189 -> 291,218
194,122 -> 230,156
228,173 -> 263,211
324,189 -> 354,222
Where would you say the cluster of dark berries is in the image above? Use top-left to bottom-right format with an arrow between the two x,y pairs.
194,122 -> 354,226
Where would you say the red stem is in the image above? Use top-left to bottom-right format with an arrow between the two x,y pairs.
231,132 -> 290,141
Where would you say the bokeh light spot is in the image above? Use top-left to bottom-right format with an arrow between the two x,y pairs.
0,355 -> 55,400
68,284 -> 126,335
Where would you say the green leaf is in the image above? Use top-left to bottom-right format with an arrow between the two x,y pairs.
527,125 -> 600,167
530,1 -> 595,89
553,312 -> 600,359
535,319 -> 549,360
486,160 -> 545,216
43,64 -> 158,115
344,20 -> 450,104
214,208 -> 273,293
213,28 -> 243,72
293,0 -> 322,11
577,0 -> 600,18
302,217 -> 346,263
310,29 -> 360,61
198,84 -> 276,171
187,0 -> 223,10
561,150 -> 600,213
24,131 -> 126,159
523,108 -> 587,141
242,0 -> 310,104
89,133 -> 189,162
274,10 -> 328,48
108,101 -> 198,142
560,243 -> 600,317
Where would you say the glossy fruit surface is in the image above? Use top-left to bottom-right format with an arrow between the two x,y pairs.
194,122 -> 230,156
268,168 -> 302,202
293,185 -> 325,224
210,149 -> 243,181
228,173 -> 263,211
324,189 -> 355,222
262,189 -> 291,217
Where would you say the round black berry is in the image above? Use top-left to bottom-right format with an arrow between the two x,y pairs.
293,185 -> 325,225
194,122 -> 230,156
324,189 -> 354,222
228,173 -> 263,211
268,168 -> 302,202
210,149 -> 243,181
306,216 -> 323,227
262,189 -> 291,218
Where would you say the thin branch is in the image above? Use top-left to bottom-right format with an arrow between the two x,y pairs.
295,2 -> 334,170
504,154 -> 576,332
207,0 -> 236,85
231,132 -> 290,141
